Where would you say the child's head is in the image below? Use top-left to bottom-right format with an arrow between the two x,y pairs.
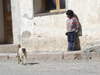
66,10 -> 74,18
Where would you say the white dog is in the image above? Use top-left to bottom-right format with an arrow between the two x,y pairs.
17,45 -> 27,65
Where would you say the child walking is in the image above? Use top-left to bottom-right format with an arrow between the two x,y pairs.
66,10 -> 80,51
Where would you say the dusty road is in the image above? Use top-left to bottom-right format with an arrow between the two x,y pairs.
0,59 -> 100,75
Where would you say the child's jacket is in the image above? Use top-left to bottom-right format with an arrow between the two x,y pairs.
66,17 -> 80,32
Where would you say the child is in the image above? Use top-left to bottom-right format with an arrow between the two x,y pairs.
66,10 -> 80,51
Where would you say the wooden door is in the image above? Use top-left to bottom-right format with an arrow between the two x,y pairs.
3,0 -> 13,44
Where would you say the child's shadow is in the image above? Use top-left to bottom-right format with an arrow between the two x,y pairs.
74,14 -> 82,50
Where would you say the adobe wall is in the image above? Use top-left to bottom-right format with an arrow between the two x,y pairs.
11,0 -> 20,44
12,0 -> 100,52
68,0 -> 100,49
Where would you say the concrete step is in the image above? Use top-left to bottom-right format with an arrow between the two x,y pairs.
0,44 -> 18,53
0,51 -> 100,61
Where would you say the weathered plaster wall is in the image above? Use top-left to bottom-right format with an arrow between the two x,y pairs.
21,14 -> 67,52
11,0 -> 20,44
67,0 -> 100,49
0,0 -> 5,44
14,0 -> 100,52
68,0 -> 100,35
17,0 -> 67,52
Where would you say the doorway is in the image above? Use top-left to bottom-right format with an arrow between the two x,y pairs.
3,0 -> 13,44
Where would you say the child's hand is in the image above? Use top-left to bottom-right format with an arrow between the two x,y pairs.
76,30 -> 78,33
65,32 -> 68,35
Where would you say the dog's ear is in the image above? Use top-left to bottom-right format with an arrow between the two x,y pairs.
18,44 -> 21,48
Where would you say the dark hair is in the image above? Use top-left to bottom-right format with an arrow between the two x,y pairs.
66,10 -> 74,17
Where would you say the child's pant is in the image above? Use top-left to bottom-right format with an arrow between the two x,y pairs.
67,31 -> 76,51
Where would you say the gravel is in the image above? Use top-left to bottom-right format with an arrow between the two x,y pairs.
0,59 -> 100,75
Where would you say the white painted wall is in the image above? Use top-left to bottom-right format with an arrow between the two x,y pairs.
12,0 -> 100,52
11,0 -> 20,44
67,0 -> 100,49
67,0 -> 100,35
0,0 -> 5,44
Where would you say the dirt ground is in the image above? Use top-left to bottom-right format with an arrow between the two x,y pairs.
0,59 -> 100,75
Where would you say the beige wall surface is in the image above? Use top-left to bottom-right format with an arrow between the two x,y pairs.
0,0 -> 5,44
12,0 -> 100,52
11,0 -> 20,44
67,0 -> 100,49
67,0 -> 100,35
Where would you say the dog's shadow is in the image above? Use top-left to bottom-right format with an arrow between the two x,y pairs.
26,63 -> 39,65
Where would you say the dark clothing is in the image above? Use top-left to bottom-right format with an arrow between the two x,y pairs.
67,31 -> 76,51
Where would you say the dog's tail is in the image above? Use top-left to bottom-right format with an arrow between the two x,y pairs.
22,48 -> 26,53
18,44 -> 21,48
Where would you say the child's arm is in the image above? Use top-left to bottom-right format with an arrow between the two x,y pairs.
75,19 -> 80,32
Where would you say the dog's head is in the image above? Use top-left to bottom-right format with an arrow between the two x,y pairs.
22,48 -> 26,53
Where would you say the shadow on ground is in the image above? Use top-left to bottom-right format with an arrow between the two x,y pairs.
26,63 -> 39,65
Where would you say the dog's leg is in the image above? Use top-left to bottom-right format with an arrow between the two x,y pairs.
21,56 -> 24,65
24,56 -> 27,65
18,56 -> 20,64
17,51 -> 20,64
19,55 -> 23,65
24,52 -> 27,65
17,53 -> 20,64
